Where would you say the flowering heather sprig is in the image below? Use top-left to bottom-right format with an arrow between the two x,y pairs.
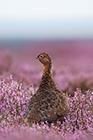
61,89 -> 93,134
0,125 -> 93,140
0,74 -> 34,127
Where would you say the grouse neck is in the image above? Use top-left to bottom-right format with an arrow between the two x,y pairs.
43,63 -> 51,75
39,69 -> 56,90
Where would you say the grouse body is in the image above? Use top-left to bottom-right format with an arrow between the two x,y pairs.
26,52 -> 68,126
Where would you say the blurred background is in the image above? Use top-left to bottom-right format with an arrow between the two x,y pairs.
0,0 -> 93,40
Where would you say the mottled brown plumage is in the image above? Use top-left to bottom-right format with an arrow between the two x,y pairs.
26,52 -> 68,126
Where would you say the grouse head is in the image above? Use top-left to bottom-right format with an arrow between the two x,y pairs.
37,52 -> 52,74
37,52 -> 51,65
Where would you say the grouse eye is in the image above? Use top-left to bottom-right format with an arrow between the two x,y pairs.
40,55 -> 44,58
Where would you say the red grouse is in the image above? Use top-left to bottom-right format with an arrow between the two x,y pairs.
26,52 -> 68,126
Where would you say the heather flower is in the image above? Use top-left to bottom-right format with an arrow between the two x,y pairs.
0,74 -> 33,127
